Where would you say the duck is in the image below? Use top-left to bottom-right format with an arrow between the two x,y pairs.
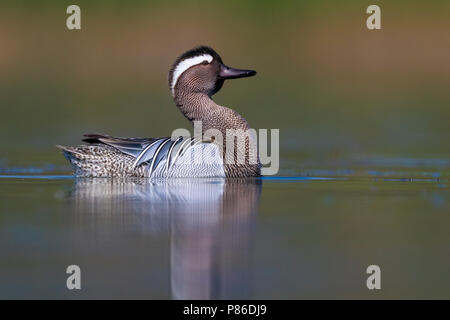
58,46 -> 260,178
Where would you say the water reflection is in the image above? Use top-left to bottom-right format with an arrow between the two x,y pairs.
69,178 -> 262,299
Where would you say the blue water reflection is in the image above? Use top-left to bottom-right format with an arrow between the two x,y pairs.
69,178 -> 261,299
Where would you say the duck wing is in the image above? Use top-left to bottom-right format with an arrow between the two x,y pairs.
83,133 -> 161,158
82,134 -> 201,174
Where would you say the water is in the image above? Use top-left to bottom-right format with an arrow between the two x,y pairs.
1,0 -> 449,300
0,162 -> 448,299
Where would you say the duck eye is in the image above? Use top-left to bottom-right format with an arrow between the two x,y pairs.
201,60 -> 209,65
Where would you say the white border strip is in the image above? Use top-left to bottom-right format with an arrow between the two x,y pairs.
171,54 -> 213,94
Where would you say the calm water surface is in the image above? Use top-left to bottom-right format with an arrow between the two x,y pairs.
1,0 -> 450,300
0,162 -> 449,299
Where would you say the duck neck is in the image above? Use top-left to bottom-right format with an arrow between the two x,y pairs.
173,89 -> 261,177
174,91 -> 219,123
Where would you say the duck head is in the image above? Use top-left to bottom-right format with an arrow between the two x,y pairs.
168,46 -> 256,98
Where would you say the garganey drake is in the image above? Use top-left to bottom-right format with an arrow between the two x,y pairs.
58,46 -> 260,178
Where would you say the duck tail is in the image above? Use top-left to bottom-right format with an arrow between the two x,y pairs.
57,145 -> 93,162
56,144 -> 123,177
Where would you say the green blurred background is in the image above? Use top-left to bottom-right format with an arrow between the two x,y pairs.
1,1 -> 450,299
1,0 -> 449,174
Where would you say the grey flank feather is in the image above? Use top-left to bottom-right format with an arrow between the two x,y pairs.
165,136 -> 184,171
147,138 -> 173,176
168,136 -> 205,170
169,137 -> 196,170
132,138 -> 168,168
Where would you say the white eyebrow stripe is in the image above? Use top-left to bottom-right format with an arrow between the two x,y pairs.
171,54 -> 213,94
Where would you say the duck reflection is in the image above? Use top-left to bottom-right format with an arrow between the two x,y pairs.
68,178 -> 262,299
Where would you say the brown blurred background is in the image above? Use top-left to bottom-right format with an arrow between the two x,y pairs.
1,1 -> 450,300
0,0 -> 449,172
